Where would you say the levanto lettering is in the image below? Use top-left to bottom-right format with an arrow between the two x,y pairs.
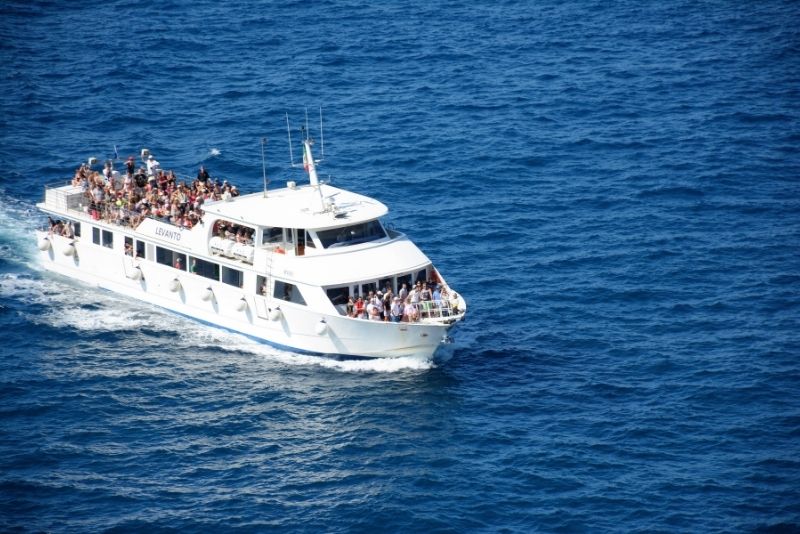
155,227 -> 182,241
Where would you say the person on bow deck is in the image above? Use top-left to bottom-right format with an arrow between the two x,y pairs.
390,298 -> 404,323
398,283 -> 408,301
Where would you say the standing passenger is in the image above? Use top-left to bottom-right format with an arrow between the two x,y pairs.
398,283 -> 408,301
390,298 -> 403,323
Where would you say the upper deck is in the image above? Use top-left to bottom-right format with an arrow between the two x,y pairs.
203,183 -> 388,230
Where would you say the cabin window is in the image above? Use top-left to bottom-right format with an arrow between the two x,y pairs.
305,230 -> 316,248
326,286 -> 349,307
361,281 -> 377,296
316,220 -> 387,248
73,222 -> 81,237
222,266 -> 243,288
274,280 -> 306,306
102,229 -> 114,249
135,240 -> 146,259
124,236 -> 133,256
397,273 -> 412,292
92,227 -> 100,245
261,227 -> 284,245
379,277 -> 394,293
156,246 -> 186,270
191,257 -> 219,281
256,275 -> 268,296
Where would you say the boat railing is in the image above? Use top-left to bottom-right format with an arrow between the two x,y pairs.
340,298 -> 464,324
415,299 -> 465,322
43,182 -> 86,213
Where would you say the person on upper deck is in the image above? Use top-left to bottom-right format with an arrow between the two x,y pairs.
146,155 -> 160,176
197,165 -> 210,183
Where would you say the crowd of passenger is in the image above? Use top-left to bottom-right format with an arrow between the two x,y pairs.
212,220 -> 255,245
70,155 -> 240,229
344,280 -> 461,322
47,216 -> 76,238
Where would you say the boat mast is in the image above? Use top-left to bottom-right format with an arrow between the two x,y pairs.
260,137 -> 269,198
288,110 -> 328,212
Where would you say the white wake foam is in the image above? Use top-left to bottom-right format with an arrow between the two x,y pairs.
0,194 -> 41,267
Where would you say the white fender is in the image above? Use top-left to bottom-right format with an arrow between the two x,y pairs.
127,266 -> 142,281
235,297 -> 247,312
37,237 -> 51,251
201,287 -> 214,301
268,307 -> 282,321
62,243 -> 75,256
315,319 -> 328,336
169,278 -> 181,292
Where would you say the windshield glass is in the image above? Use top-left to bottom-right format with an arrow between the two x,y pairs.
316,220 -> 387,248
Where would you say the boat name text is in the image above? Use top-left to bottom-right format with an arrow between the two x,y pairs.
155,227 -> 182,241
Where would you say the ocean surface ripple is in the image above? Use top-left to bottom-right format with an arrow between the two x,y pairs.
1,1 -> 799,532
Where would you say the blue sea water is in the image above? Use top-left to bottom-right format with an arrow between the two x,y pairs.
1,0 -> 799,531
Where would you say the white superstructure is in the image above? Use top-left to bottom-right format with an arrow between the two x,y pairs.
34,134 -> 466,359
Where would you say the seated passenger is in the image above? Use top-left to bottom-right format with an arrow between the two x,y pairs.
346,297 -> 355,317
369,305 -> 382,321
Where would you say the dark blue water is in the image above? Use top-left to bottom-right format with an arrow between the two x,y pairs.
2,1 -> 799,531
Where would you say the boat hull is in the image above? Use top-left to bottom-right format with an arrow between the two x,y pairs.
35,230 -> 451,359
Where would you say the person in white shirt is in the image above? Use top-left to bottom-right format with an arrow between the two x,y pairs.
146,155 -> 160,176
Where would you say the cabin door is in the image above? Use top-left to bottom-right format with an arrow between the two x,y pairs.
295,228 -> 306,256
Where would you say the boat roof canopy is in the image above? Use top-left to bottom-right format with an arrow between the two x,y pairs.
201,183 -> 388,230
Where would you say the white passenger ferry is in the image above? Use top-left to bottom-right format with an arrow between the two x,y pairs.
34,129 -> 466,359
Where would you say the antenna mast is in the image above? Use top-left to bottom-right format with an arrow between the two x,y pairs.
286,113 -> 296,166
260,137 -> 269,198
319,107 -> 324,159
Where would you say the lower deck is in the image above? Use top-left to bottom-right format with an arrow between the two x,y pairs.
35,226 -> 457,359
